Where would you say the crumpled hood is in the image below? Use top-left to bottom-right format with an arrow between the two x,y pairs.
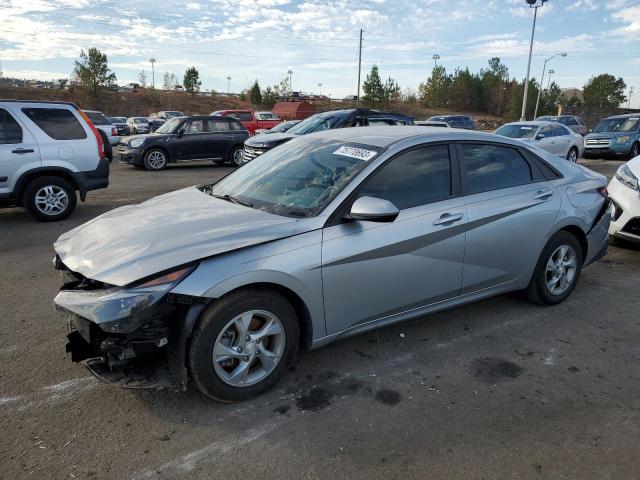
54,187 -> 300,286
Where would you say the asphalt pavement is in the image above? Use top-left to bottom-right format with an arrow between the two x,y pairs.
1,158 -> 639,479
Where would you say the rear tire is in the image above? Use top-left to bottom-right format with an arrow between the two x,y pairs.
23,176 -> 77,222
526,231 -> 583,306
566,146 -> 579,163
143,149 -> 168,171
188,288 -> 299,402
228,147 -> 244,167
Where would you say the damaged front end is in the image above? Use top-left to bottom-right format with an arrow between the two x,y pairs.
54,257 -> 202,390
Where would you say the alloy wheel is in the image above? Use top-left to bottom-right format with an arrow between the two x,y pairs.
232,148 -> 243,166
545,245 -> 577,295
212,310 -> 286,387
147,151 -> 166,169
567,148 -> 578,163
34,185 -> 69,216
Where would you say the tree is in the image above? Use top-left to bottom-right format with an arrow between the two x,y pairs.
183,66 -> 201,94
449,68 -> 482,111
73,48 -> 116,102
480,57 -> 509,115
262,86 -> 277,107
138,70 -> 147,88
274,77 -> 291,97
505,78 -> 539,120
249,80 -> 262,104
163,71 -> 177,91
540,81 -> 562,115
362,65 -> 385,106
582,74 -> 626,109
402,87 -> 417,103
384,76 -> 401,103
418,65 -> 451,108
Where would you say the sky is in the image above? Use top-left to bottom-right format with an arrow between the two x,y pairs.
0,0 -> 638,107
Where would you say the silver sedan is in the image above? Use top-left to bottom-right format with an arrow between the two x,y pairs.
495,121 -> 584,162
53,127 -> 610,402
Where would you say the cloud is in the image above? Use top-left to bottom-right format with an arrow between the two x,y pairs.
609,4 -> 640,41
185,2 -> 201,10
1,69 -> 70,80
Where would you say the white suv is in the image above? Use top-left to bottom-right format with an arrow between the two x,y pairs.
0,100 -> 109,221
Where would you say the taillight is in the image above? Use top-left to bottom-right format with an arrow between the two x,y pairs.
597,186 -> 609,200
111,127 -> 117,136
77,109 -> 105,159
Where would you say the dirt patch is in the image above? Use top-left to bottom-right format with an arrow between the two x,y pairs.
296,388 -> 334,412
471,357 -> 523,383
375,389 -> 402,405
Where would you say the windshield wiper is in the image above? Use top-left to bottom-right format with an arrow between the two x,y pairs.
211,194 -> 253,207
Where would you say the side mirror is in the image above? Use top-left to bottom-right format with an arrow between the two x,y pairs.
349,196 -> 399,222
535,133 -> 545,140
176,128 -> 185,137
588,129 -> 593,133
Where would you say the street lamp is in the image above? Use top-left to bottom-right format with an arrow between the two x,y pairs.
432,54 -> 440,68
533,52 -> 566,118
149,58 -> 156,89
520,0 -> 548,121
227,76 -> 231,95
287,69 -> 293,93
546,69 -> 555,90
318,83 -> 322,96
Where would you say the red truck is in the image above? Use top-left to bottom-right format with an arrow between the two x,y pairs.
210,110 -> 282,135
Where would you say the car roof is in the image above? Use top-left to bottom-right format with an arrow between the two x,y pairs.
602,113 -> 640,120
503,120 -> 557,127
0,99 -> 78,108
303,125 -> 508,148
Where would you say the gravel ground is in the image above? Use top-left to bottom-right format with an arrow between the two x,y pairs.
1,158 -> 639,480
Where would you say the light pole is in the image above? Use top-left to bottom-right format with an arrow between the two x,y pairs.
628,87 -> 635,109
546,69 -> 554,90
318,83 -> 322,96
287,69 -> 293,93
520,0 -> 548,121
149,58 -> 156,89
226,76 -> 231,95
432,54 -> 440,68
533,52 -> 566,118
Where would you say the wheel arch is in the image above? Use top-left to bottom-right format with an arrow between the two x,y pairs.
14,168 -> 80,205
557,224 -> 588,261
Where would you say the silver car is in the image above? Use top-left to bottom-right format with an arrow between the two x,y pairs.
495,121 -> 584,163
53,127 -> 611,402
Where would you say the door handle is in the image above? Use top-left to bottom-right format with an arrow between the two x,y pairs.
533,189 -> 553,200
12,148 -> 34,154
433,212 -> 464,225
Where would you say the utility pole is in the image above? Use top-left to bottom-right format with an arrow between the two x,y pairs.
628,87 -> 635,109
356,29 -> 363,101
318,83 -> 322,96
521,0 -> 547,121
227,76 -> 231,95
287,69 -> 293,93
149,58 -> 156,89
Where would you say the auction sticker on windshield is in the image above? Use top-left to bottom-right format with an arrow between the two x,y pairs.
333,145 -> 378,161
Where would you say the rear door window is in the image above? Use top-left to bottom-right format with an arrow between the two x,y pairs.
207,119 -> 230,132
460,143 -> 532,195
186,120 -> 204,133
552,125 -> 570,136
0,108 -> 23,144
22,107 -> 87,140
228,120 -> 245,131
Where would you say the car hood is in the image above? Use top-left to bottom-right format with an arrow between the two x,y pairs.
585,132 -> 633,140
245,132 -> 299,148
120,133 -> 165,143
54,187 -> 301,286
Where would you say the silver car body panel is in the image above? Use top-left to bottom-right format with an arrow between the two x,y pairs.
54,127 -> 609,351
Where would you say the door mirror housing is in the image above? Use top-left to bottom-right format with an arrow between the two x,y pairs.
535,133 -> 545,140
349,196 -> 399,222
176,127 -> 185,137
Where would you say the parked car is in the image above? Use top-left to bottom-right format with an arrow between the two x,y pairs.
126,117 -> 150,134
536,115 -> 588,136
427,115 -> 476,130
608,155 -> 640,244
242,108 -> 414,163
54,126 -> 610,401
211,110 -> 283,136
157,111 -> 185,120
108,116 -> 130,136
117,115 -> 248,170
0,100 -> 109,221
495,121 -> 584,162
583,114 -> 640,160
414,120 -> 451,128
82,110 -> 119,146
255,119 -> 300,135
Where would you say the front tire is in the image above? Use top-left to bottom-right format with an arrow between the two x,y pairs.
566,146 -> 579,163
188,288 -> 300,402
526,231 -> 583,305
143,149 -> 168,171
23,176 -> 77,222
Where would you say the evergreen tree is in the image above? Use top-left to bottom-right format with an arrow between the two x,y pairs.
73,48 -> 116,102
183,67 -> 201,94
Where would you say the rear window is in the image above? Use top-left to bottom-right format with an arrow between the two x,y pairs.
0,108 -> 23,144
237,112 -> 253,121
22,107 -> 87,140
229,120 -> 245,131
83,111 -> 111,125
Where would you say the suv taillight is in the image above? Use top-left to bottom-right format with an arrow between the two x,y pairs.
78,109 -> 105,159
